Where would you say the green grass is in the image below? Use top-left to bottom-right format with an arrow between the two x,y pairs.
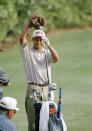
0,29 -> 92,131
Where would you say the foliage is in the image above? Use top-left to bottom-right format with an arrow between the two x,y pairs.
0,0 -> 92,43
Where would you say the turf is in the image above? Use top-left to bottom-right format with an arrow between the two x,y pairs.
0,29 -> 92,131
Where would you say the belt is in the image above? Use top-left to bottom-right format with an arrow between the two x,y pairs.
28,82 -> 48,87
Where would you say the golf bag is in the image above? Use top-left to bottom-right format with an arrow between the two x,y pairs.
34,102 -> 42,131
34,102 -> 63,131
49,103 -> 63,131
49,88 -> 64,131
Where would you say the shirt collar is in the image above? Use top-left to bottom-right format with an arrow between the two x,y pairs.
33,48 -> 45,52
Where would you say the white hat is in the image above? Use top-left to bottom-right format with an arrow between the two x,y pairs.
0,97 -> 19,111
32,29 -> 46,39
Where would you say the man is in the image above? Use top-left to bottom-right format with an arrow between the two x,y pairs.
0,96 -> 19,131
20,17 -> 59,131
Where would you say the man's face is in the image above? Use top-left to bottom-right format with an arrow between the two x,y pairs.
7,110 -> 16,119
32,37 -> 43,50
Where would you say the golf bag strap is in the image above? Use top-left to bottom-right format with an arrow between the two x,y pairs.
45,51 -> 49,85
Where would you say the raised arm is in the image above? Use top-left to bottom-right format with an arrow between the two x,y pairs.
42,37 -> 59,63
48,45 -> 59,63
20,14 -> 42,47
20,21 -> 30,48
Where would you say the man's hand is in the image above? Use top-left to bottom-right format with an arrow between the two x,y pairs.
42,36 -> 50,46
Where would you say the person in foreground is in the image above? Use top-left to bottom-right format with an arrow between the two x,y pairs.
20,14 -> 59,131
0,97 -> 19,131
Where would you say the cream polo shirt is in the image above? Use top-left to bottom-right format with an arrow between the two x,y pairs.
20,44 -> 52,84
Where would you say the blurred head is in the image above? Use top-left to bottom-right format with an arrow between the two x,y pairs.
32,30 -> 45,50
32,29 -> 46,39
0,97 -> 19,119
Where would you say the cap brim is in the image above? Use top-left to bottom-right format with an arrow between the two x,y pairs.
0,103 -> 8,109
0,104 -> 19,111
32,35 -> 42,39
14,107 -> 19,111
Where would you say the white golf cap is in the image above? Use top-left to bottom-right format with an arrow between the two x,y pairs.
0,97 -> 19,111
32,29 -> 46,39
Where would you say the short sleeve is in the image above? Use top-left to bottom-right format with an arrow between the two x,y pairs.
19,43 -> 30,59
46,49 -> 52,63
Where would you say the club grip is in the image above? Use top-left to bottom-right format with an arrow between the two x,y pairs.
59,88 -> 62,98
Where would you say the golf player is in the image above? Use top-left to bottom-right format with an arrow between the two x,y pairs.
0,97 -> 19,131
20,20 -> 59,131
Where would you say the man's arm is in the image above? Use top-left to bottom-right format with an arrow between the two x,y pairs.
42,37 -> 59,63
20,14 -> 39,47
20,21 -> 30,48
48,45 -> 59,63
